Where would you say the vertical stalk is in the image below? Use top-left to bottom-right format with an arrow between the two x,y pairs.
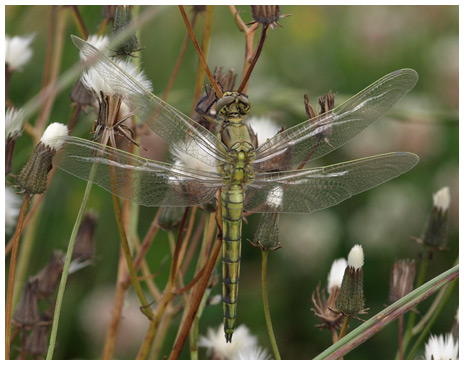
338,316 -> 350,340
261,250 -> 281,360
5,194 -> 30,360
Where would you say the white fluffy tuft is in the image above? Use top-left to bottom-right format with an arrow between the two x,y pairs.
347,244 -> 364,269
425,333 -> 458,360
79,35 -> 109,60
40,123 -> 69,150
327,258 -> 347,291
433,186 -> 450,211
6,107 -> 24,138
247,116 -> 281,146
266,186 -> 284,208
5,34 -> 35,71
5,187 -> 21,234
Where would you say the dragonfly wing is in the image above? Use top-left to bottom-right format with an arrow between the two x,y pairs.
245,152 -> 419,213
71,35 -> 227,167
253,69 -> 418,171
54,136 -> 223,207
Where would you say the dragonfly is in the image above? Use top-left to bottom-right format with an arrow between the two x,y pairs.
55,36 -> 419,342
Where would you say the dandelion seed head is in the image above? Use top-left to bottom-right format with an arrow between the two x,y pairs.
433,186 -> 450,212
6,107 -> 24,138
5,34 -> 35,71
79,35 -> 109,61
266,186 -> 284,209
247,116 -> 281,146
199,324 -> 258,360
327,258 -> 347,291
348,244 -> 364,269
425,333 -> 458,360
233,345 -> 270,360
170,140 -> 218,174
6,187 -> 21,234
40,123 -> 68,150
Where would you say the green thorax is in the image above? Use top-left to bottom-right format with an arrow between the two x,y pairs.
215,92 -> 257,187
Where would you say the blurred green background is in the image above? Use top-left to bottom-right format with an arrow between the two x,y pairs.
6,5 -> 458,360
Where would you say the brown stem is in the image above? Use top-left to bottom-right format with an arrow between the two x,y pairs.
5,194 -> 30,360
398,314 -> 404,360
70,5 -> 88,39
162,11 -> 199,102
178,5 -> 222,98
237,24 -> 269,93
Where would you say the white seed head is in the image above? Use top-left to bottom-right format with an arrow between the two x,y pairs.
40,123 -> 69,150
266,186 -> 284,209
6,107 -> 24,138
433,186 -> 450,212
425,333 -> 458,360
5,187 -> 21,234
347,244 -> 364,270
247,116 -> 281,146
5,33 -> 35,71
327,258 -> 348,291
81,58 -> 153,97
79,35 -> 109,60
170,140 -> 218,174
233,345 -> 270,360
199,324 -> 258,360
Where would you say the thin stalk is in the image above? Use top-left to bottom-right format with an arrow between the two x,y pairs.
5,194 -> 30,360
136,208 -> 190,359
406,270 -> 458,360
110,193 -> 154,320
338,316 -> 350,340
398,315 -> 404,359
178,5 -> 222,97
314,265 -> 458,360
70,5 -> 88,39
191,5 -> 214,113
46,173 -> 94,359
237,24 -> 268,93
401,252 -> 429,357
261,250 -> 281,360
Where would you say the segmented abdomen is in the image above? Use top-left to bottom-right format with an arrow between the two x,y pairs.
221,186 -> 244,342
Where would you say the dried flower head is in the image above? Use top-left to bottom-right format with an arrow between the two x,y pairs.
312,258 -> 346,331
389,260 -> 416,303
13,278 -> 40,327
5,33 -> 35,71
34,251 -> 65,298
419,186 -> 450,251
6,107 -> 24,139
17,123 -> 68,194
111,6 -> 140,57
250,5 -> 288,30
247,116 -> 282,147
424,333 -> 458,360
334,245 -> 367,318
199,324 -> 259,360
73,212 -> 98,260
25,316 -> 52,357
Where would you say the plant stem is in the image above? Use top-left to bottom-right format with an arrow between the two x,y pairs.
5,194 -> 30,360
338,316 -> 350,340
178,5 -> 222,97
314,264 -> 458,360
261,250 -> 281,360
406,270 -> 457,359
398,315 -> 404,359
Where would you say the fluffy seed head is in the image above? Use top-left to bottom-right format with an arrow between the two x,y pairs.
433,186 -> 450,212
5,34 -> 35,71
347,244 -> 364,269
79,35 -> 109,60
425,333 -> 458,360
328,258 -> 347,291
5,187 -> 21,234
40,123 -> 69,150
247,116 -> 281,146
6,107 -> 24,138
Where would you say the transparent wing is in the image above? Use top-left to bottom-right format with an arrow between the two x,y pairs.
71,35 -> 227,167
253,69 -> 418,171
244,152 -> 419,213
54,136 -> 223,207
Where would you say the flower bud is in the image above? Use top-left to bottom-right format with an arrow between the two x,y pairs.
389,260 -> 416,303
421,187 -> 450,251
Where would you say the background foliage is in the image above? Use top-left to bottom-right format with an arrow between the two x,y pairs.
5,5 -> 458,360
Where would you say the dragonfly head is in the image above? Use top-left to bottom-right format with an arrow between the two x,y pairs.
216,91 -> 250,123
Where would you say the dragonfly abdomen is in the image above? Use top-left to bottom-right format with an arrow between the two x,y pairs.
221,186 -> 244,343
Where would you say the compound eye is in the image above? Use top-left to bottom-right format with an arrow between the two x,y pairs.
215,95 -> 235,113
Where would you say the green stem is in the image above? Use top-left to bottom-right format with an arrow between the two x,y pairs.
111,193 -> 154,321
406,269 -> 458,359
5,194 -> 30,360
261,250 -> 281,360
46,176 -> 93,360
400,252 -> 429,358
